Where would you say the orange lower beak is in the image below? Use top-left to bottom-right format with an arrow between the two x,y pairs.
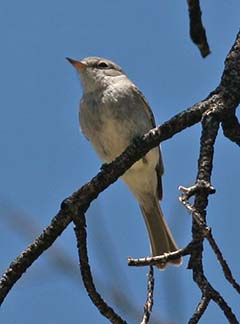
66,57 -> 86,71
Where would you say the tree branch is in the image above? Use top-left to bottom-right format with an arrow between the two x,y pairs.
187,0 -> 210,57
222,113 -> 240,146
128,243 -> 192,267
140,266 -> 154,324
188,294 -> 210,324
185,111 -> 238,323
206,230 -> 240,294
73,212 -> 127,324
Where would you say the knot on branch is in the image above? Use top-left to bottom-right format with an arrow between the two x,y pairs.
202,107 -> 221,119
60,197 -> 72,210
179,180 -> 216,199
179,181 -> 215,233
100,162 -> 110,172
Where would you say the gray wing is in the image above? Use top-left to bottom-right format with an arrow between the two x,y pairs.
131,84 -> 164,200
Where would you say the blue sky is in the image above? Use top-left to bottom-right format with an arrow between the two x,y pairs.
1,1 -> 240,323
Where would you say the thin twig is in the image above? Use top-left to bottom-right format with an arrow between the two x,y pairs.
179,181 -> 240,295
206,230 -> 240,294
210,287 -> 238,324
179,187 -> 240,296
128,244 -> 192,267
187,0 -> 210,57
73,212 -> 127,324
140,266 -> 154,324
188,294 -> 210,324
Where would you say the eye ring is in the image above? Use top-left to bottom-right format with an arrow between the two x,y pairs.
97,61 -> 109,68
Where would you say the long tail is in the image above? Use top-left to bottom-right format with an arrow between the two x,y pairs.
140,198 -> 182,269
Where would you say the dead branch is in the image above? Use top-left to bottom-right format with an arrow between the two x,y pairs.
73,212 -> 127,324
140,266 -> 154,324
187,0 -> 210,57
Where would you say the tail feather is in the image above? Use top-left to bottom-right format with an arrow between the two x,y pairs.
140,198 -> 182,269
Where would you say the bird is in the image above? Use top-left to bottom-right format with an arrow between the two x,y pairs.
67,56 -> 182,269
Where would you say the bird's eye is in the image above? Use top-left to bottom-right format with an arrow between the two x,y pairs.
97,61 -> 109,68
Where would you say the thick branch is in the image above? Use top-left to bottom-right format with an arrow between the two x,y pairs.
187,112 -> 237,322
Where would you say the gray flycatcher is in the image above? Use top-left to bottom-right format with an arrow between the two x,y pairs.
67,56 -> 182,269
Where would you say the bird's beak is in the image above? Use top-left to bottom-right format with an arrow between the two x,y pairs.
66,57 -> 86,71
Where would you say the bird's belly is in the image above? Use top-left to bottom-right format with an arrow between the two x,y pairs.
90,118 -> 133,162
80,100 -> 160,199
80,99 -> 157,166
86,113 -> 159,175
